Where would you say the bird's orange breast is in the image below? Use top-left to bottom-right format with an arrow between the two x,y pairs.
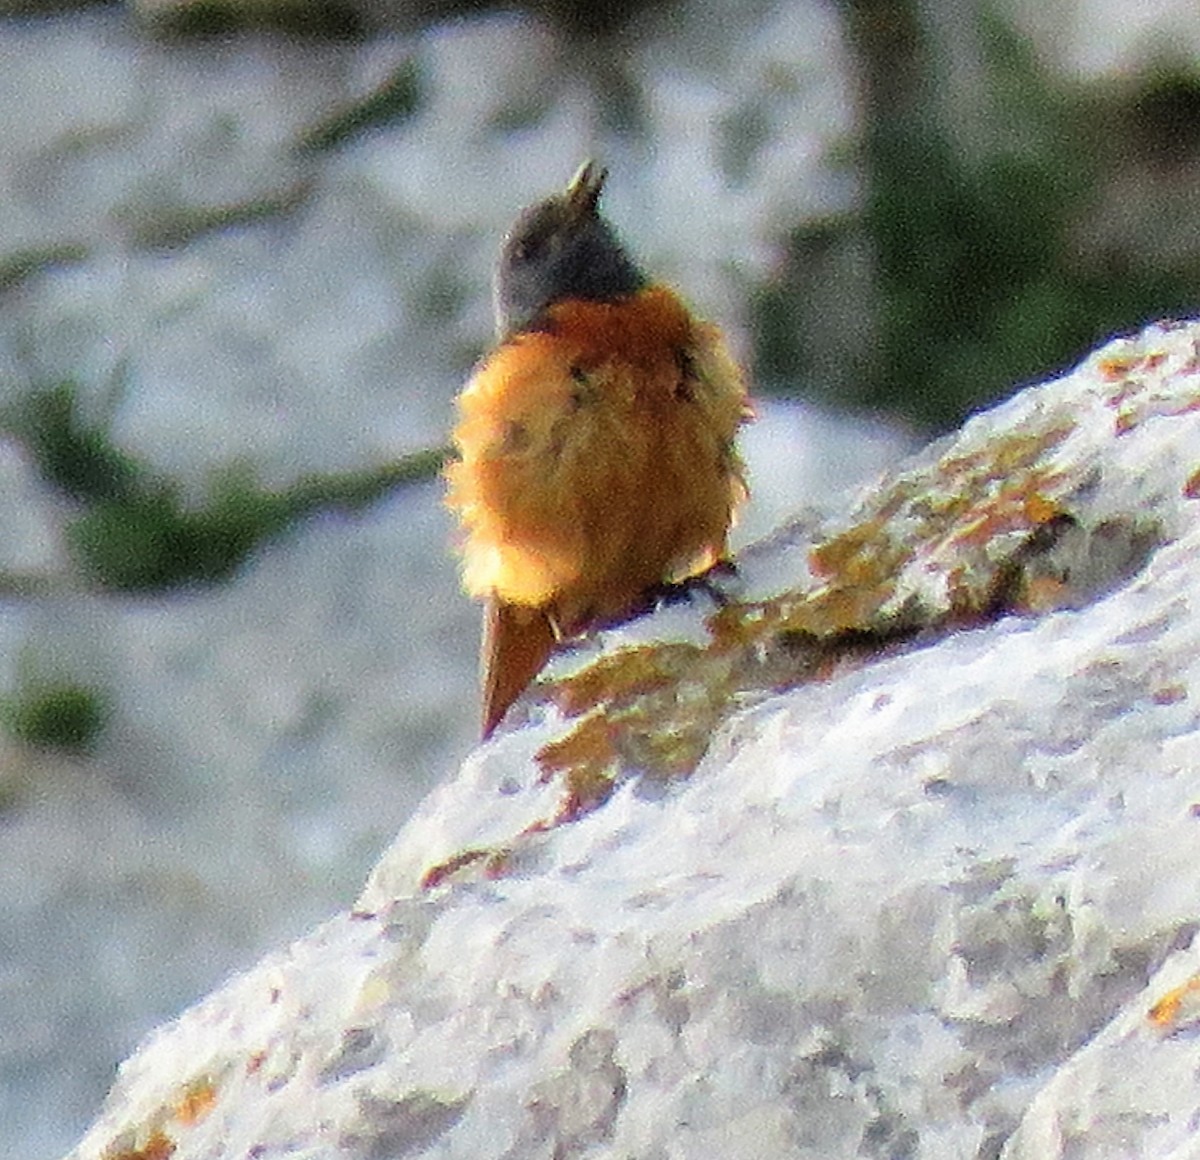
446,283 -> 749,631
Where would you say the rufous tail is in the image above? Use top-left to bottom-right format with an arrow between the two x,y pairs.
480,599 -> 559,738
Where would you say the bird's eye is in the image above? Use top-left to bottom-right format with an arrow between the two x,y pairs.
512,228 -> 557,266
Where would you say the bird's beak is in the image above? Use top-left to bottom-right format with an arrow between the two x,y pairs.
564,160 -> 607,217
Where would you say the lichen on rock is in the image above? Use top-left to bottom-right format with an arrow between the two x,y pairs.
68,319 -> 1200,1160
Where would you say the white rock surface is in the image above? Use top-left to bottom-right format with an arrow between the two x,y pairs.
0,9 -> 895,1157
63,322 -> 1200,1159
12,2 -> 1200,1155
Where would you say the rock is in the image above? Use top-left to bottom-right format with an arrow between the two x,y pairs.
62,316 -> 1200,1158
0,14 -> 891,1154
0,437 -> 69,577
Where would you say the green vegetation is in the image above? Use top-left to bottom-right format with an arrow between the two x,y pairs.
5,381 -> 449,593
10,382 -> 143,503
295,60 -> 424,154
0,377 -> 448,752
145,0 -> 366,39
5,681 -> 109,754
0,243 -> 90,294
124,183 -> 314,251
752,5 -> 1200,430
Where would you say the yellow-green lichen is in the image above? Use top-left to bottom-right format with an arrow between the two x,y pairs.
521,420 -> 1086,829
426,404 -> 1168,891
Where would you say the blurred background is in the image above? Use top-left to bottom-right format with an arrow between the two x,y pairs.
1,0 -> 1198,1155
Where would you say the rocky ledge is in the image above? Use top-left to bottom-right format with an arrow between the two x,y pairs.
71,319 -> 1200,1159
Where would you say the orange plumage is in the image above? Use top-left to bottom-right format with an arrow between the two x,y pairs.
446,163 -> 751,737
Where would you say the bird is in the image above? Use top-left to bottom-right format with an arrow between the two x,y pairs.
445,161 -> 752,738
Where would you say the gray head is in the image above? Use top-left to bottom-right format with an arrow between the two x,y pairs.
493,162 -> 647,336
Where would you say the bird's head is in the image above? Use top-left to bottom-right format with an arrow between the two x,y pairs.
493,161 -> 646,336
